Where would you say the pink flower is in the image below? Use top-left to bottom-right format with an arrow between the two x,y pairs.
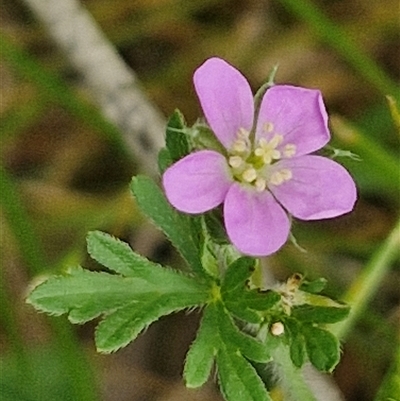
163,58 -> 357,256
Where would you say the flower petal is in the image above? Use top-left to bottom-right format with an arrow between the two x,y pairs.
269,155 -> 357,220
163,150 -> 232,214
256,85 -> 330,156
193,57 -> 254,149
224,183 -> 290,256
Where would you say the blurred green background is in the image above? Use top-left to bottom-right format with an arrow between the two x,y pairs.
1,0 -> 399,400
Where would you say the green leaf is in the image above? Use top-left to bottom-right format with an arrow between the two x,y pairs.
215,302 -> 271,363
300,277 -> 327,294
292,304 -> 350,324
130,175 -> 205,275
184,302 -> 272,400
26,267 -> 154,324
302,325 -> 340,372
27,261 -> 209,353
87,230 -> 163,278
86,231 -> 206,292
184,306 -> 218,388
217,346 -> 272,401
95,293 -> 196,353
221,257 -> 255,294
165,109 -> 190,161
157,147 -> 173,173
203,211 -> 229,244
285,319 -> 306,368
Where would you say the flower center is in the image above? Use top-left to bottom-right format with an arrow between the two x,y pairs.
228,123 -> 296,192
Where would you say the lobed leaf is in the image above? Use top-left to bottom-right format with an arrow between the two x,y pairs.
26,267 -> 154,324
285,318 -> 306,368
130,175 -> 205,275
95,293 -> 200,353
216,345 -> 272,401
221,257 -> 255,294
86,231 -> 208,293
165,109 -> 190,161
184,306 -> 218,388
292,304 -> 350,324
302,325 -> 340,372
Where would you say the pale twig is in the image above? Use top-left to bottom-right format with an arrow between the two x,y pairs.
22,0 -> 165,177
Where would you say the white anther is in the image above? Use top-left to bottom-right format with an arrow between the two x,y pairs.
242,168 -> 257,183
270,134 -> 283,148
283,144 -> 296,158
255,177 -> 267,192
229,155 -> 244,169
232,139 -> 248,153
269,169 -> 292,186
237,127 -> 250,139
263,122 -> 274,133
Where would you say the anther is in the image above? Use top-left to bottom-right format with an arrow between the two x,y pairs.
283,144 -> 296,158
229,156 -> 244,169
242,168 -> 257,183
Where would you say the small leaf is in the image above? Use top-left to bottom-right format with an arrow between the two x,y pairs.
184,306 -> 218,388
96,293 -> 196,353
87,230 -> 162,278
292,304 -> 350,324
302,325 -> 340,372
216,302 -> 271,363
204,211 -> 229,244
157,147 -> 173,173
221,257 -> 255,294
130,175 -> 204,275
285,319 -> 306,368
165,109 -> 190,161
300,278 -> 327,294
223,300 -> 263,324
241,290 -> 281,311
26,267 -> 154,324
216,346 -> 272,401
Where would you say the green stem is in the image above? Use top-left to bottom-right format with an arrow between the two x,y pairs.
333,218 -> 400,339
278,0 -> 400,101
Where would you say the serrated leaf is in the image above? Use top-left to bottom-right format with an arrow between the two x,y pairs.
130,175 -> 205,275
292,304 -> 350,324
300,278 -> 327,294
87,230 -> 161,278
165,109 -> 190,161
184,306 -> 218,388
27,263 -> 210,353
285,319 -> 306,368
157,147 -> 173,173
86,231 -> 207,293
204,211 -> 229,244
241,290 -> 281,311
221,257 -> 255,294
216,346 -> 272,401
302,325 -> 340,372
223,300 -> 263,324
26,267 -> 154,324
215,302 -> 270,363
96,293 -> 197,353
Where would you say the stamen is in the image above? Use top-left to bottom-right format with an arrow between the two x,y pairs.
255,177 -> 266,192
242,168 -> 257,183
283,144 -> 296,158
229,155 -> 244,169
254,134 -> 283,164
237,127 -> 250,139
232,139 -> 248,153
263,122 -> 274,133
269,169 -> 292,186
270,134 -> 283,148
